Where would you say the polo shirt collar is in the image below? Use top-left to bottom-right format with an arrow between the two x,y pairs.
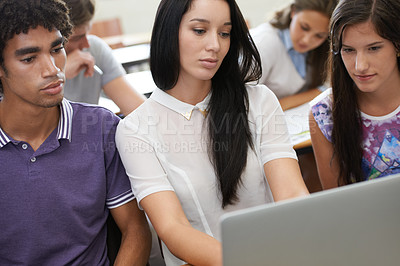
150,87 -> 210,120
0,98 -> 73,148
0,126 -> 10,148
58,98 -> 73,141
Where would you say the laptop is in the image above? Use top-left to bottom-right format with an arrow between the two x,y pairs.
220,174 -> 400,266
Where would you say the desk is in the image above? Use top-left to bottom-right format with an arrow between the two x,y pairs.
102,32 -> 151,48
284,103 -> 321,192
111,43 -> 150,71
98,70 -> 156,113
284,102 -> 311,152
124,70 -> 157,97
99,96 -> 120,114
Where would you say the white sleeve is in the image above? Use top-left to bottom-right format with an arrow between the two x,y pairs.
248,85 -> 298,164
115,115 -> 174,205
250,23 -> 280,85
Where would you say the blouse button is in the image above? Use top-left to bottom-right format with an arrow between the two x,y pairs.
22,143 -> 28,150
30,157 -> 37,163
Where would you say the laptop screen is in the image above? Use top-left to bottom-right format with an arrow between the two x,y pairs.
220,174 -> 400,266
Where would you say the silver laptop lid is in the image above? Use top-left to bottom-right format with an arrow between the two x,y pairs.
220,174 -> 400,266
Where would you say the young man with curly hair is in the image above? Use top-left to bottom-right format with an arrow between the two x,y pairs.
0,0 -> 151,264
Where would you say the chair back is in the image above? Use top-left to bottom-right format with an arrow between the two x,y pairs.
89,17 -> 123,38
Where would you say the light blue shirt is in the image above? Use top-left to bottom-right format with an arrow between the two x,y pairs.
278,28 -> 327,92
278,28 -> 307,79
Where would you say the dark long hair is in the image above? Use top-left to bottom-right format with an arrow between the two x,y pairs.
270,0 -> 338,90
0,0 -> 72,93
150,0 -> 262,207
330,0 -> 400,185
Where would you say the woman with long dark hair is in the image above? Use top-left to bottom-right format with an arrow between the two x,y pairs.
310,0 -> 400,189
116,0 -> 308,264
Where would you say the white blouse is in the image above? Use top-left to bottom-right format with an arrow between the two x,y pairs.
115,84 -> 297,265
250,22 -> 306,98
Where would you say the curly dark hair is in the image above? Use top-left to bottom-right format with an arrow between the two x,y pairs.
0,0 -> 73,92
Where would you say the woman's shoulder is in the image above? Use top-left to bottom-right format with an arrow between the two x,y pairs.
309,88 -> 333,121
250,22 -> 281,46
117,98 -> 155,132
245,83 -> 281,112
309,88 -> 333,109
250,22 -> 287,72
250,22 -> 278,37
309,88 -> 334,141
246,83 -> 277,98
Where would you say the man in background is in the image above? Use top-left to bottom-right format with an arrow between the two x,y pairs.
63,0 -> 145,116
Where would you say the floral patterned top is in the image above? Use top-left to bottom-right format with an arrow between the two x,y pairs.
310,88 -> 400,180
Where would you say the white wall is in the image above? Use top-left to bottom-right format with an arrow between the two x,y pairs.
94,0 -> 292,35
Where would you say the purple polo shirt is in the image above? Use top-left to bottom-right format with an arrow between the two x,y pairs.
0,98 -> 134,265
